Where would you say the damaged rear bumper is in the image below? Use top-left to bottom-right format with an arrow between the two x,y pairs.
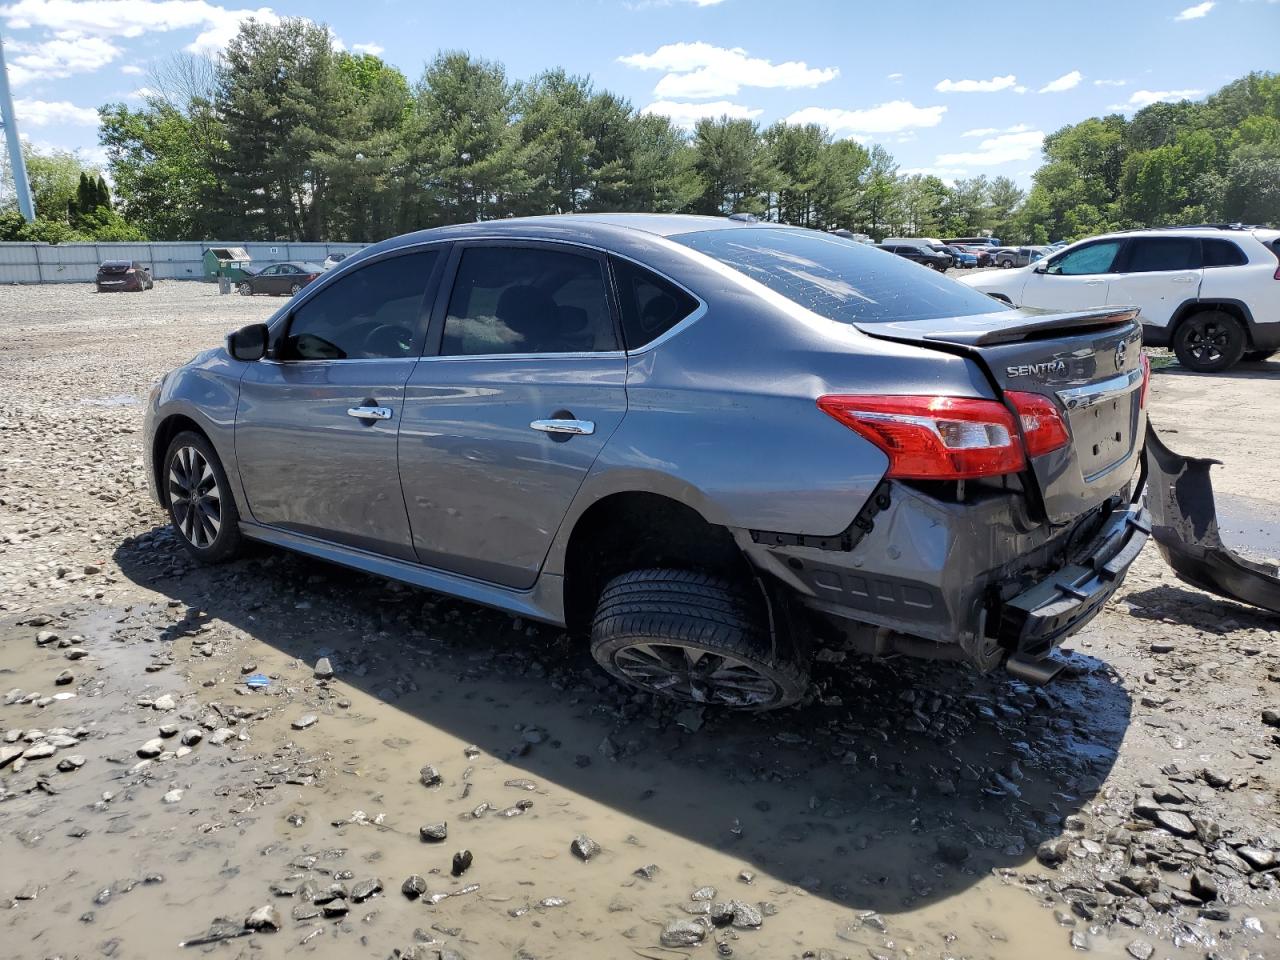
743,475 -> 1149,677
1144,424 -> 1280,615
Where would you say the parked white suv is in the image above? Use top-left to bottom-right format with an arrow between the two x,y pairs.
961,226 -> 1280,372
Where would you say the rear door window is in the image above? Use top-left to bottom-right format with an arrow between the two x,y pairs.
1123,237 -> 1202,272
611,257 -> 700,349
1047,240 -> 1123,276
673,228 -> 1005,323
441,246 -> 617,356
1202,238 -> 1247,268
280,250 -> 438,361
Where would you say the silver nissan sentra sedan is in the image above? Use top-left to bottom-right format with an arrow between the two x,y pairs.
144,213 -> 1153,709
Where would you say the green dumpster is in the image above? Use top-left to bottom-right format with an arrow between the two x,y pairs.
203,246 -> 252,282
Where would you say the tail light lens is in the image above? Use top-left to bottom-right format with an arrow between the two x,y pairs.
1005,391 -> 1071,457
125,268 -> 135,274
1138,352 -> 1151,408
817,395 -> 1026,479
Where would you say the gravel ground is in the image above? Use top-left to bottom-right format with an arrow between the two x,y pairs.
1,280 -> 1278,960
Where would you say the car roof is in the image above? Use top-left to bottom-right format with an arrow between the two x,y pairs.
375,213 -> 791,249
1086,226 -> 1278,241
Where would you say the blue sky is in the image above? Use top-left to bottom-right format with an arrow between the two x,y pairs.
2,0 -> 1278,184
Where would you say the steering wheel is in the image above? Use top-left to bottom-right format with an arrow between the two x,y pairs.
361,324 -> 412,358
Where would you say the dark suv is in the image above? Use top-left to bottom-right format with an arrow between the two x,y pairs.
145,214 -> 1156,710
96,260 -> 153,292
877,243 -> 953,272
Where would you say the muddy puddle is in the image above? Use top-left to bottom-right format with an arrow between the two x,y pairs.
1213,492 -> 1280,565
5,526 -> 1274,960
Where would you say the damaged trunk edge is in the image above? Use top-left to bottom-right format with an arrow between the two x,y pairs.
1144,422 -> 1280,615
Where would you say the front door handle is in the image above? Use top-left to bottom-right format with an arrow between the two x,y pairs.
1171,276 -> 1197,283
1084,279 -> 1105,285
347,405 -> 393,421
530,418 -> 595,436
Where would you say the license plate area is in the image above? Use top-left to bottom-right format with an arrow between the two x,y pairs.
1069,396 -> 1135,479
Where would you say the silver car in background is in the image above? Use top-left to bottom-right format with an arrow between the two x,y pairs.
145,214 -> 1152,709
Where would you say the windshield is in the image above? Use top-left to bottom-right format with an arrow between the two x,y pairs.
674,227 -> 1008,324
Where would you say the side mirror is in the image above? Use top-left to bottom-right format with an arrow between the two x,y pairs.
1033,262 -> 1048,274
227,323 -> 269,362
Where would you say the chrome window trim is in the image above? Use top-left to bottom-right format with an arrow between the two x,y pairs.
258,356 -> 420,366
416,350 -> 627,363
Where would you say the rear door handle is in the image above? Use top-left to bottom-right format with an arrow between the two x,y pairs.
347,405 -> 393,421
1171,276 -> 1197,283
1084,279 -> 1105,285
530,418 -> 595,436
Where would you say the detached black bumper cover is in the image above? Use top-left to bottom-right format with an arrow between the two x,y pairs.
996,500 -> 1150,659
1144,424 -> 1280,615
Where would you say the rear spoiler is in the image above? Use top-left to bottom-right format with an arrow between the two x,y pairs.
856,306 -> 1140,347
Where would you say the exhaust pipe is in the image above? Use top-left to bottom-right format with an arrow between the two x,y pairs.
1004,653 -> 1067,685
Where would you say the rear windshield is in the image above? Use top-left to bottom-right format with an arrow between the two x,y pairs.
673,228 -> 1007,323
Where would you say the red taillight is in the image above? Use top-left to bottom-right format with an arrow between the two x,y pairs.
1138,352 -> 1151,408
1005,391 -> 1071,457
817,395 -> 1026,479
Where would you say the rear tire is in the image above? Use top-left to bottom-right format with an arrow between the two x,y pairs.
590,569 -> 808,711
289,283 -> 302,296
1243,349 -> 1276,363
163,431 -> 242,563
1172,310 -> 1247,373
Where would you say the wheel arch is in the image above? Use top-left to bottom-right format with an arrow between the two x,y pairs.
151,414 -> 211,508
559,490 -> 751,635
1169,298 -> 1260,348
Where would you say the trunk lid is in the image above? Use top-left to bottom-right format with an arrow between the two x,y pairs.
857,306 -> 1145,524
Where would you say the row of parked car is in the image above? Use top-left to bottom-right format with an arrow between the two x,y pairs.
94,253 -> 350,295
873,236 -> 1068,272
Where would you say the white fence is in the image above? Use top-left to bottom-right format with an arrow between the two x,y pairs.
0,241 -> 369,284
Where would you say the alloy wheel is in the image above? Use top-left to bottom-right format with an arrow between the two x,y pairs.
611,641 -> 781,707
1183,319 -> 1230,365
168,446 -> 222,549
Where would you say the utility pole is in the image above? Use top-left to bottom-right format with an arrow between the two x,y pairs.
0,24 -> 35,222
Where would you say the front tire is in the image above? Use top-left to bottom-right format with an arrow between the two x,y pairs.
163,431 -> 242,562
590,569 -> 808,711
238,282 -> 253,296
1173,310 -> 1246,373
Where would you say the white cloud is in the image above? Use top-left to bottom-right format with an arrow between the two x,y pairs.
1093,78 -> 1127,87
620,41 -> 837,99
1013,84 -> 1028,94
351,41 -> 383,56
1115,88 -> 1204,109
640,99 -> 762,128
1039,70 -> 1082,93
120,63 -> 144,75
934,74 -> 1017,93
785,100 -> 947,135
900,166 -> 968,182
127,86 -> 156,100
3,33 -> 122,85
1175,1 -> 1214,19
886,72 -> 903,82
12,98 -> 101,127
185,6 -> 279,55
936,129 -> 1045,167
0,1 -> 279,55
961,123 -> 1030,137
